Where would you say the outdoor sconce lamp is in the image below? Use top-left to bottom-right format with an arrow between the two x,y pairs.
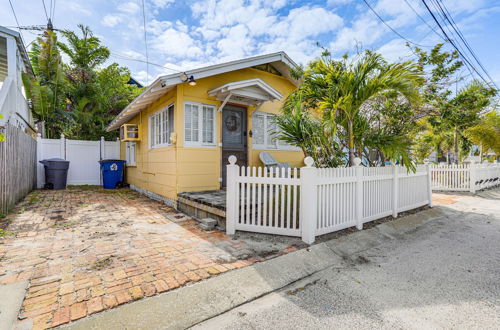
180,72 -> 196,86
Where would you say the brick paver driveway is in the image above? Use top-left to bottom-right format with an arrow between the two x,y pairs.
0,187 -> 299,329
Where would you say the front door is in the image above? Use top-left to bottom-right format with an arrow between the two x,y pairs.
222,105 -> 247,187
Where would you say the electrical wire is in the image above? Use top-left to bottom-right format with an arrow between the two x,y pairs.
419,0 -> 494,87
109,51 -> 183,73
402,0 -> 444,41
362,0 -> 433,48
41,0 -> 49,21
433,0 -> 498,89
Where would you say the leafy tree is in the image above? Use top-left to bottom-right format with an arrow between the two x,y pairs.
464,110 -> 500,158
22,30 -> 68,138
274,93 -> 344,167
283,50 -> 423,167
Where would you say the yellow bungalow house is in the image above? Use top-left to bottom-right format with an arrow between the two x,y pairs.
106,52 -> 303,216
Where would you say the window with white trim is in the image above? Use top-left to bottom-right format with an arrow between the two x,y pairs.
252,112 -> 300,151
184,102 -> 216,146
125,141 -> 136,166
149,103 -> 174,148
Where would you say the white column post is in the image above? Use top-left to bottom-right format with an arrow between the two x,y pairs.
100,136 -> 105,160
300,157 -> 317,244
392,163 -> 399,218
226,155 -> 239,235
426,163 -> 433,207
60,133 -> 66,160
36,133 -> 43,188
469,162 -> 476,193
354,157 -> 363,230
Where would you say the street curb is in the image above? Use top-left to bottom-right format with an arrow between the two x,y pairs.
0,281 -> 28,330
61,207 -> 447,330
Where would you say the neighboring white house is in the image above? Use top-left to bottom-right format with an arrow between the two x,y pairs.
0,26 -> 34,133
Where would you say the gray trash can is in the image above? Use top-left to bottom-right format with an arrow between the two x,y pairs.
39,158 -> 70,189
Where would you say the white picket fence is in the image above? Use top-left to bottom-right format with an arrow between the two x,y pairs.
36,134 -> 120,188
226,156 -> 432,244
430,163 -> 500,193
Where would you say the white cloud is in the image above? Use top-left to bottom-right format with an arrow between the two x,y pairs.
151,27 -> 203,58
376,39 -> 411,62
118,2 -> 141,14
330,15 -> 383,52
101,14 -> 122,27
151,0 -> 175,9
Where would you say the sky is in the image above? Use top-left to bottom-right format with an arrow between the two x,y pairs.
2,0 -> 500,87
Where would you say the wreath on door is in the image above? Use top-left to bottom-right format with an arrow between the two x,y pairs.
225,115 -> 239,131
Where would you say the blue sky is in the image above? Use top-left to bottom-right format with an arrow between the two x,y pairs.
2,0 -> 500,86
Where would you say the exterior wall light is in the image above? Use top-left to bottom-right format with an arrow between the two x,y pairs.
180,72 -> 196,86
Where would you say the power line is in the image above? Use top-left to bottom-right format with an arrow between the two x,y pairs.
433,0 -> 498,89
51,0 -> 57,22
41,0 -> 49,20
109,51 -> 183,73
8,0 -> 22,32
419,0 -> 494,87
402,0 -> 444,41
362,0 -> 433,48
141,0 -> 149,85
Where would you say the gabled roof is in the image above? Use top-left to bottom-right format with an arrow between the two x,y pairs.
209,78 -> 283,107
106,51 -> 298,131
0,26 -> 34,77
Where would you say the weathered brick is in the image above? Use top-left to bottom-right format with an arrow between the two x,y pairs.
102,295 -> 118,309
91,285 -> 105,297
140,283 -> 156,297
114,290 -> 132,305
152,280 -> 169,293
87,297 -> 104,314
59,282 -> 74,295
129,286 -> 144,300
70,302 -> 87,321
52,306 -> 70,327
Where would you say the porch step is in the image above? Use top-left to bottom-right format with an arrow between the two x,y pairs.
199,218 -> 217,231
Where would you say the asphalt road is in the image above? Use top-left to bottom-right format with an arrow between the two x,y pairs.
193,189 -> 500,330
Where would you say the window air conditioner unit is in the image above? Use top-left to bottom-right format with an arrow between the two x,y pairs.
120,124 -> 140,142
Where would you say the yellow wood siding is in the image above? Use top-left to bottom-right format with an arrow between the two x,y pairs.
120,67 -> 304,200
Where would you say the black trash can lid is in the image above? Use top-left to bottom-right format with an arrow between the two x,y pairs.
39,158 -> 70,164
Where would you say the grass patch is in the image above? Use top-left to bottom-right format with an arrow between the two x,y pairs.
51,221 -> 79,229
89,256 -> 113,270
0,228 -> 14,238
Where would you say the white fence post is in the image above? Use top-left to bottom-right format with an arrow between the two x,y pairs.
226,155 -> 239,235
36,133 -> 43,188
300,157 -> 317,244
100,136 -> 105,160
426,164 -> 433,207
60,133 -> 66,160
469,162 -> 476,193
392,164 -> 398,218
354,158 -> 363,230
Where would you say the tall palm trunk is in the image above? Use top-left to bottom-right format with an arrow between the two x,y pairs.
454,127 -> 459,164
348,119 -> 355,166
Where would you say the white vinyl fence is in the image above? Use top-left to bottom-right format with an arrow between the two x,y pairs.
37,134 -> 120,188
226,156 -> 432,244
430,163 -> 500,193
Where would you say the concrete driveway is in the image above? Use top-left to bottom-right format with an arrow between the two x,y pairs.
194,189 -> 500,329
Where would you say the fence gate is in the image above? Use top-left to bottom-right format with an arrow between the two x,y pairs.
227,158 -> 302,237
37,134 -> 120,188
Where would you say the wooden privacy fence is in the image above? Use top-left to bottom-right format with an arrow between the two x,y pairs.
37,134 -> 120,188
0,125 -> 37,214
226,156 -> 432,244
430,163 -> 500,193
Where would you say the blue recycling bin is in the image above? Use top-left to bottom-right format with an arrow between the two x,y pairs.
99,160 -> 126,189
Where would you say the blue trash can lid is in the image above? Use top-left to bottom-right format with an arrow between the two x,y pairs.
99,159 -> 126,163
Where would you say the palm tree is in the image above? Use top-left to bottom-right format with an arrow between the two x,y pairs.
294,51 -> 423,165
464,111 -> 500,158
